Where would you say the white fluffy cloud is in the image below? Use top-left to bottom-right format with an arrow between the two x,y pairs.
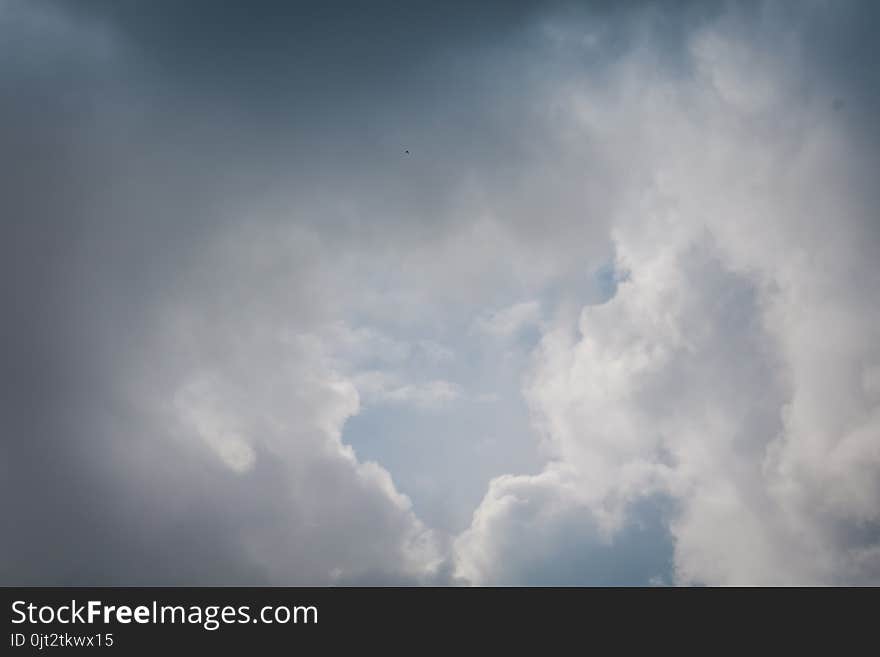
455,9 -> 880,585
4,0 -> 879,586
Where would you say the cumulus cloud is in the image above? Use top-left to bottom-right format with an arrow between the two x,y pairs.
3,0 -> 879,586
455,2 -> 880,585
455,467 -> 674,585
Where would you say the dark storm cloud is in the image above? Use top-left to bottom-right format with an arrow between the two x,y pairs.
0,14 -> 258,582
7,0 -> 600,584
31,1 -> 576,245
0,0 -> 458,583
3,0 -> 880,585
50,0 -> 545,123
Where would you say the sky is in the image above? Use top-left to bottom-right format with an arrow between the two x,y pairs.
1,0 -> 879,585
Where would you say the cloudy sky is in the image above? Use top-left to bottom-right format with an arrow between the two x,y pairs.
2,0 -> 879,585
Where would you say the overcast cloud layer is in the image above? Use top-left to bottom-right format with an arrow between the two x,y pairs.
2,0 -> 879,585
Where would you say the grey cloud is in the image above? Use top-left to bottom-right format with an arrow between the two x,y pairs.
4,0 -> 589,585
3,0 -> 880,586
0,1 -> 446,584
